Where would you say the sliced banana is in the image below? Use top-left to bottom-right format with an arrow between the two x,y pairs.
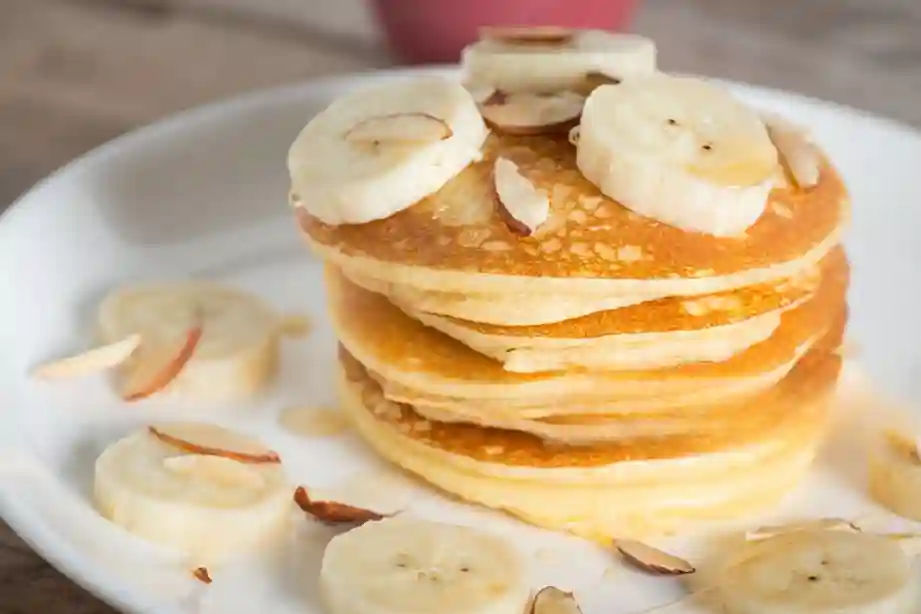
97,281 -> 289,402
93,422 -> 291,565
576,73 -> 779,236
462,29 -> 656,93
288,77 -> 488,225
869,429 -> 921,521
700,529 -> 918,614
319,517 -> 530,614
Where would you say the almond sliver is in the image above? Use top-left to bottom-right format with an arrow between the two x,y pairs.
192,566 -> 212,584
494,157 -> 550,236
480,26 -> 574,46
745,517 -> 860,541
882,532 -> 921,557
763,114 -> 820,188
614,539 -> 695,575
150,423 -> 281,464
573,71 -> 621,96
530,586 -> 583,614
345,113 -> 452,144
883,429 -> 921,463
32,334 -> 142,380
465,84 -> 497,105
294,486 -> 385,525
122,325 -> 202,402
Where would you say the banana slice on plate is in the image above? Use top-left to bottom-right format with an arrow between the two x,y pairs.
319,517 -> 531,614
576,73 -> 779,237
869,429 -> 921,521
97,281 -> 292,402
288,77 -> 488,225
698,529 -> 918,614
461,27 -> 656,93
94,422 -> 291,565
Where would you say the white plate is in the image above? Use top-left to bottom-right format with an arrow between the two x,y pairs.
2,67 -> 921,614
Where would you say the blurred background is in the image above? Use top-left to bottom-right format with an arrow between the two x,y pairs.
4,0 -> 921,211
1,0 -> 921,610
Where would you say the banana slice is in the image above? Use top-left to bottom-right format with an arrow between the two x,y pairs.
319,517 -> 530,614
700,529 -> 918,614
97,281 -> 290,402
93,422 -> 291,564
288,77 -> 488,225
869,429 -> 921,521
462,28 -> 656,93
576,73 -> 779,236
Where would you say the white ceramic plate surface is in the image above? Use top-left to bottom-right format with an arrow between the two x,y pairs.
2,67 -> 921,614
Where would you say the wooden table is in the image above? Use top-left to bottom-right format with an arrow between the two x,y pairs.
2,0 -> 920,610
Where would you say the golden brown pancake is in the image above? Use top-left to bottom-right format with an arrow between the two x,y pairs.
336,338 -> 840,540
289,75 -> 853,541
300,134 -> 849,295
340,342 -> 839,466
424,260 -> 823,339
326,253 -> 848,403
385,253 -> 834,372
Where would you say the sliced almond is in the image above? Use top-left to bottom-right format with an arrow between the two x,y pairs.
480,25 -> 575,46
494,157 -> 550,236
745,517 -> 861,541
479,91 -> 584,136
614,539 -> 695,576
567,126 -> 580,146
122,325 -> 202,402
763,114 -> 820,188
883,429 -> 921,463
573,71 -> 621,96
464,84 -> 497,105
530,586 -> 582,614
31,334 -> 142,380
192,566 -> 212,584
344,113 -> 452,144
149,423 -> 281,464
293,486 -> 385,525
277,314 -> 311,338
882,532 -> 921,557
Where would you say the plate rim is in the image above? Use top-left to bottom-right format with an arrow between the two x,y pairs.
2,64 -> 921,614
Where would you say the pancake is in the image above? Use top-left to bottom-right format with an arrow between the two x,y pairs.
337,343 -> 840,540
379,377 -> 782,418
346,335 -> 841,446
287,68 -> 853,541
341,269 -> 680,325
390,258 -> 826,372
326,253 -> 848,402
301,133 -> 849,297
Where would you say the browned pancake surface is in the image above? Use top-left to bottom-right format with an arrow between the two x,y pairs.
441,249 -> 841,338
304,133 -> 847,279
341,340 -> 841,468
328,254 -> 849,384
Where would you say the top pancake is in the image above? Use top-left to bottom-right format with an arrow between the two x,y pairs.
300,132 -> 849,294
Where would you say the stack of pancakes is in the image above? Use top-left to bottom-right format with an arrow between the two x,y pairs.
295,129 -> 850,541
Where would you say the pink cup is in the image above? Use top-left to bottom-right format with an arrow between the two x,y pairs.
370,0 -> 640,65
